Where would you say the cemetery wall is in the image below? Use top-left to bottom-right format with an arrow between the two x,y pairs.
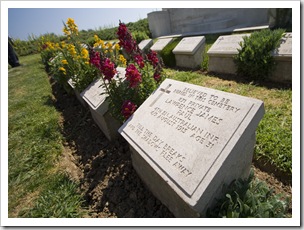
148,8 -> 270,38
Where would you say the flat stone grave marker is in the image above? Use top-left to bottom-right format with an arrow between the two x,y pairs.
150,38 -> 173,53
270,32 -> 292,82
207,34 -> 250,74
173,36 -> 206,69
81,67 -> 126,141
138,39 -> 153,53
119,78 -> 264,217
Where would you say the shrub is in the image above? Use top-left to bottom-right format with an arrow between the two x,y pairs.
207,170 -> 290,218
160,38 -> 181,68
132,31 -> 149,44
234,29 -> 285,81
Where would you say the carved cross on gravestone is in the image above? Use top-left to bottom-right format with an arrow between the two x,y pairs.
149,84 -> 172,107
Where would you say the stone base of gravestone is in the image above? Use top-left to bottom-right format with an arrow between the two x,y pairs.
173,36 -> 206,69
119,78 -> 264,218
208,56 -> 237,74
67,79 -> 87,108
270,58 -> 292,83
270,33 -> 292,83
90,106 -> 121,141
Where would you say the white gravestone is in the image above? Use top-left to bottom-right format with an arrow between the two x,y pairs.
150,38 -> 173,53
81,67 -> 126,141
173,36 -> 206,69
119,78 -> 264,217
271,32 -> 292,82
138,39 -> 153,53
67,78 -> 87,108
207,34 -> 250,74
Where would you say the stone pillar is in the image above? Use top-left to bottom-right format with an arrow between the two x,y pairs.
148,10 -> 171,38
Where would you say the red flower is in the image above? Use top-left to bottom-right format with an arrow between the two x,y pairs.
134,54 -> 145,68
121,100 -> 137,120
100,58 -> 117,81
117,22 -> 137,54
89,50 -> 101,70
147,50 -> 159,68
153,72 -> 161,82
125,64 -> 142,88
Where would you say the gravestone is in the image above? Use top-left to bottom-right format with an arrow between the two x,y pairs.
138,39 -> 153,53
81,67 -> 126,141
150,38 -> 173,53
173,36 -> 206,69
207,34 -> 250,74
67,78 -> 87,108
271,32 -> 292,82
119,78 -> 264,217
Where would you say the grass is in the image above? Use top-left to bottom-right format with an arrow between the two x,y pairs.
165,69 -> 292,175
8,54 -> 86,217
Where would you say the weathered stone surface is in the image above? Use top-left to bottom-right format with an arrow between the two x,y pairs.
119,78 -> 264,217
207,34 -> 249,74
81,67 -> 125,141
173,36 -> 206,69
138,39 -> 153,53
67,78 -> 87,108
271,32 -> 292,82
150,38 -> 173,53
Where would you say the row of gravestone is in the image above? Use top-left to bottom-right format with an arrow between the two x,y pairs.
139,32 -> 292,83
66,57 -> 265,217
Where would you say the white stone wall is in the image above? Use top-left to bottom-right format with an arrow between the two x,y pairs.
148,8 -> 270,38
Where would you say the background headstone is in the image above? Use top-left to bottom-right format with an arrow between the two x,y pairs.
138,39 -> 153,53
81,67 -> 125,141
207,34 -> 250,74
150,38 -> 173,53
173,36 -> 206,69
119,78 -> 264,217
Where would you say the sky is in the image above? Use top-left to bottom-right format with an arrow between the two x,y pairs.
8,8 -> 160,40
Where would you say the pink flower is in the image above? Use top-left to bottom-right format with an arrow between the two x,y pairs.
100,58 -> 117,81
134,54 -> 145,68
125,64 -> 142,88
147,50 -> 159,68
121,100 -> 137,120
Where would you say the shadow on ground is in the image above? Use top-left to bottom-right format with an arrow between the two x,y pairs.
48,77 -> 174,218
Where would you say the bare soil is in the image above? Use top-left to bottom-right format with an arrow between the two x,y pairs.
49,77 -> 291,218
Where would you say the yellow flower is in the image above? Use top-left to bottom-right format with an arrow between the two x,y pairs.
81,48 -> 89,59
60,41 -> 66,48
119,54 -> 127,66
67,44 -> 76,56
115,43 -> 120,51
61,59 -> 68,65
59,67 -> 66,75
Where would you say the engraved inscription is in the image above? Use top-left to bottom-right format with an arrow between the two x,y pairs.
119,79 -> 257,196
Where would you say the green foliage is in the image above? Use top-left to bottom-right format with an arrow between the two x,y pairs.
132,31 -> 149,44
160,39 -> 181,68
207,171 -> 290,218
234,29 -> 285,81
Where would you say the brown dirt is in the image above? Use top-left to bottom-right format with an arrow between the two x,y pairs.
49,76 -> 291,218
